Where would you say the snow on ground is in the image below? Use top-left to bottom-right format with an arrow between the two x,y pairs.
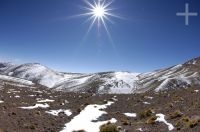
68,75 -> 94,87
99,72 -> 140,94
124,113 -> 137,117
12,64 -> 63,88
193,60 -> 197,64
139,63 -> 199,92
3,63 -> 82,88
37,99 -> 55,103
46,109 -> 72,116
155,75 -> 193,92
0,75 -> 33,86
54,74 -> 94,90
74,75 -> 94,85
14,95 -> 20,98
155,79 -> 170,92
115,72 -> 139,85
33,90 -> 43,93
143,102 -> 150,105
0,100 -> 4,103
194,90 -> 199,93
8,89 -> 20,93
110,96 -> 118,101
28,95 -> 36,97
19,103 -> 49,109
136,128 -> 143,131
60,101 -> 117,132
144,96 -> 153,99
171,64 -> 182,70
156,114 -> 174,131
108,88 -> 134,94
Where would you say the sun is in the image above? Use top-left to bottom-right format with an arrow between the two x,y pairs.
93,6 -> 105,17
78,0 -> 121,36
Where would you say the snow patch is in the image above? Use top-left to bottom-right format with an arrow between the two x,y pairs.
37,99 -> 54,103
14,95 -> 20,98
46,109 -> 72,116
0,100 -> 4,103
171,64 -> 182,70
143,102 -> 150,105
9,89 -> 20,93
124,113 -> 137,117
60,101 -> 117,132
136,128 -> 143,131
8,72 -> 14,76
156,114 -> 174,131
28,95 -> 36,97
33,90 -> 43,93
144,96 -> 153,99
155,79 -> 170,92
115,72 -> 139,84
99,72 -> 140,94
194,90 -> 199,93
19,103 -> 49,109
0,75 -> 33,86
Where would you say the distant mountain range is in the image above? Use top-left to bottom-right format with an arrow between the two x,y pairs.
0,57 -> 200,94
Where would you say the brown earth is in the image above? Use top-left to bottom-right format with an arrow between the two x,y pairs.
0,83 -> 200,132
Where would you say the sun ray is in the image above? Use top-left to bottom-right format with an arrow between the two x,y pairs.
100,15 -> 118,54
104,0 -> 114,8
104,12 -> 124,19
87,16 -> 97,35
74,0 -> 121,55
104,16 -> 114,24
83,0 -> 95,9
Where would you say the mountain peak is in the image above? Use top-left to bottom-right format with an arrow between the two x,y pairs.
185,57 -> 200,65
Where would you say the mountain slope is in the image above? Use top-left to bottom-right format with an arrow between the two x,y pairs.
50,71 -> 140,94
0,63 -> 84,88
0,63 -> 140,93
0,57 -> 200,94
137,57 -> 200,93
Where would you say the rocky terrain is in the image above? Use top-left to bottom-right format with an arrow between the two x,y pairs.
0,57 -> 200,132
0,82 -> 200,132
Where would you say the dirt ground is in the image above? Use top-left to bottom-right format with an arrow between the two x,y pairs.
0,84 -> 200,132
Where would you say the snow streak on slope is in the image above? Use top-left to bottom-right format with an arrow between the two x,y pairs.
0,63 -> 85,88
98,72 -> 140,94
137,57 -> 200,92
0,75 -> 33,86
54,74 -> 94,90
7,63 -> 69,88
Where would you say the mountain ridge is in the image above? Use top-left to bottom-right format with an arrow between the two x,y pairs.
0,57 -> 200,94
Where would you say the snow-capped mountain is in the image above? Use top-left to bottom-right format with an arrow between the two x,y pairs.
0,57 -> 200,94
136,57 -> 200,93
0,63 -> 84,88
53,71 -> 140,94
0,63 -> 139,93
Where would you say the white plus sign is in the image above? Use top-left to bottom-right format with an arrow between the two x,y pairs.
176,3 -> 198,25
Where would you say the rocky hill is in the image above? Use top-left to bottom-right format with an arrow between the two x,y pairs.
0,57 -> 200,94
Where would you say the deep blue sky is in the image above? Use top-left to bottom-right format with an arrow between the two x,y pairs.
0,0 -> 200,73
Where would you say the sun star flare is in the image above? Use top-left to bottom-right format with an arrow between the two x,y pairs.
93,6 -> 105,17
79,0 -> 121,36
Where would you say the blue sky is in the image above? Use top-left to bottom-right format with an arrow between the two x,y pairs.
0,0 -> 200,73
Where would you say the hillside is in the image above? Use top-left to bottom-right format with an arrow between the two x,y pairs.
0,57 -> 200,94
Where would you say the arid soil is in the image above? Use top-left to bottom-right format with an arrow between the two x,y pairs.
0,83 -> 200,132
